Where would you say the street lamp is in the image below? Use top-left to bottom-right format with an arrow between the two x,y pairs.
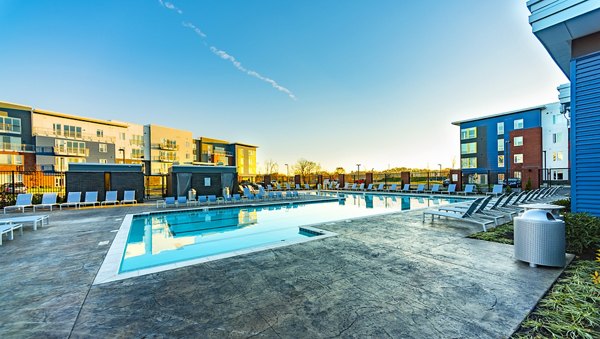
118,148 -> 126,164
438,163 -> 442,178
356,163 -> 361,181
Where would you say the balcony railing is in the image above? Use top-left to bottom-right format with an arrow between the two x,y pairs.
158,155 -> 177,163
158,143 -> 179,150
32,127 -> 116,143
53,147 -> 90,157
0,143 -> 35,152
0,123 -> 21,134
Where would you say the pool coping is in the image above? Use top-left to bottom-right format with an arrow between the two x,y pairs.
93,200 -> 340,285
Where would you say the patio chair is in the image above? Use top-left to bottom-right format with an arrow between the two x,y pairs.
243,187 -> 256,200
207,195 -> 217,204
304,184 -> 310,190
157,197 -> 176,208
458,184 -> 476,195
223,193 -> 233,204
4,193 -> 33,214
443,184 -> 457,194
198,195 -> 208,205
358,183 -> 365,191
285,183 -> 291,191
376,183 -> 384,191
267,184 -> 273,191
0,215 -> 49,231
232,194 -> 242,203
79,191 -> 99,208
121,190 -> 137,204
33,193 -> 59,212
387,184 -> 397,192
350,183 -> 358,190
422,197 -> 495,232
0,222 -> 23,246
60,192 -> 81,210
487,184 -> 503,196
427,184 -> 440,194
438,196 -> 506,226
177,196 -> 187,207
401,184 -> 411,193
366,184 -> 374,191
295,184 -> 302,190
413,184 -> 425,193
101,191 -> 119,205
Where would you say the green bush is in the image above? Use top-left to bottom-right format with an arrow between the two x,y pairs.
525,178 -> 532,191
552,198 -> 571,213
564,213 -> 600,254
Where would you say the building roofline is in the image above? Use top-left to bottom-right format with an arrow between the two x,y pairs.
451,103 -> 558,126
33,108 -> 129,128
197,136 -> 230,144
0,100 -> 33,111
232,142 -> 259,148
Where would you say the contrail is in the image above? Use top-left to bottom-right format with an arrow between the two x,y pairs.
158,0 -> 297,100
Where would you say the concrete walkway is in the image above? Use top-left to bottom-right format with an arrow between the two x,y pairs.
0,200 -> 571,338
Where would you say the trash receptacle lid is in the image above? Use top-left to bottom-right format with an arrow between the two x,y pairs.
520,209 -> 555,221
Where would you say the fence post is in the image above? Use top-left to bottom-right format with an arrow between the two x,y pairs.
11,171 -> 15,197
427,171 -> 430,190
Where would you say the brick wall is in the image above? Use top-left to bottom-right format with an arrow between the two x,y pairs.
66,171 -> 144,202
510,127 -> 542,189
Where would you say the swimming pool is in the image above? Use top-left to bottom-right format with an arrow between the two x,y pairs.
94,194 -> 469,284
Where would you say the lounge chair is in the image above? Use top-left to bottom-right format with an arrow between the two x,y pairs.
4,194 -> 33,214
422,197 -> 495,232
487,184 -> 503,196
304,184 -> 310,190
121,190 -> 137,204
223,193 -> 233,203
428,184 -> 440,194
157,196 -> 176,208
349,183 -> 358,190
79,191 -> 99,208
358,183 -> 365,191
267,184 -> 273,191
0,215 -> 49,231
366,184 -> 373,191
443,184 -> 457,194
387,184 -> 397,192
60,192 -> 81,210
33,193 -> 58,212
243,187 -> 256,200
401,184 -> 411,193
295,184 -> 302,190
285,183 -> 291,191
232,194 -> 242,203
207,195 -> 217,204
375,183 -> 385,191
198,195 -> 208,205
343,183 -> 350,190
101,191 -> 119,205
0,222 -> 23,246
413,184 -> 425,193
177,196 -> 188,207
458,184 -> 475,195
438,196 -> 506,226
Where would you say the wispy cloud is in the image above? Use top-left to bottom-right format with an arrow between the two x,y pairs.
158,0 -> 183,15
159,1 -> 297,100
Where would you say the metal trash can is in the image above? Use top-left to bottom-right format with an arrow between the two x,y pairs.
514,209 -> 565,268
188,188 -> 196,201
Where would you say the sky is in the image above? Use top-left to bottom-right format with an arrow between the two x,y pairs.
0,0 -> 568,173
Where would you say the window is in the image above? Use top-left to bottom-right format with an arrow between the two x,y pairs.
0,136 -> 22,151
120,132 -> 126,141
552,115 -> 558,124
55,140 -> 86,156
96,129 -> 104,137
514,171 -> 522,179
130,135 -> 144,147
514,119 -> 524,129
0,116 -> 21,134
460,127 -> 477,140
461,142 -> 477,154
497,139 -> 504,152
461,157 -> 477,169
498,173 -> 505,182
553,151 -> 563,161
497,122 -> 504,135
0,154 -> 23,165
513,136 -> 523,146
53,123 -> 62,136
498,155 -> 504,168
131,149 -> 143,159
99,144 -> 107,153
514,154 -> 523,164
99,159 -> 108,164
553,133 -> 563,144
63,125 -> 82,138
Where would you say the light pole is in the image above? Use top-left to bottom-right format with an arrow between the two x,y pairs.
285,163 -> 289,182
356,163 -> 361,181
118,148 -> 126,164
438,163 -> 442,178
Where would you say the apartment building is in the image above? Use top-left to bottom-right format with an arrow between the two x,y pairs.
194,137 -> 258,181
143,124 -> 194,174
452,102 -> 569,188
32,108 -> 128,172
0,101 -> 35,172
527,0 -> 600,214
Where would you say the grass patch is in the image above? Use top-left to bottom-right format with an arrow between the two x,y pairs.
468,222 -> 514,245
512,260 -> 600,339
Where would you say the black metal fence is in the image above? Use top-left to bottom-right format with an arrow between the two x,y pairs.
144,174 -> 167,199
0,170 -> 66,196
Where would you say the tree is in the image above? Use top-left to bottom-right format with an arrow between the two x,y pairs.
294,158 -> 320,183
335,167 -> 345,175
264,159 -> 278,175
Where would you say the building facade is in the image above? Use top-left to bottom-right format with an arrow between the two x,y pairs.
0,101 -> 35,172
194,137 -> 258,181
453,103 -> 569,188
527,0 -> 600,215
143,124 -> 194,175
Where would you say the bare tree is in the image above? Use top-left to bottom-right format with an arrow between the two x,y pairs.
264,159 -> 279,175
294,158 -> 320,183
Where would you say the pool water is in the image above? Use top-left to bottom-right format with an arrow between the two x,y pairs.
119,194 -> 466,273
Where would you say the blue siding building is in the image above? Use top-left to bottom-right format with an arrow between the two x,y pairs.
528,0 -> 600,215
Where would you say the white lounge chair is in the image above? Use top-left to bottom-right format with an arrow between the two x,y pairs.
387,184 -> 397,192
0,222 -> 23,246
60,192 -> 81,210
422,197 -> 495,232
101,191 -> 119,205
458,184 -> 476,195
0,215 -> 49,231
413,184 -> 425,193
375,183 -> 384,191
79,191 -> 99,207
4,194 -> 33,214
487,184 -> 503,196
428,184 -> 440,193
401,184 -> 411,193
121,190 -> 137,204
33,193 -> 58,212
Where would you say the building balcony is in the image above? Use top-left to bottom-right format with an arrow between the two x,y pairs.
0,123 -> 21,134
53,147 -> 90,157
0,143 -> 35,152
32,127 -> 116,143
39,164 -> 55,172
158,143 -> 179,150
158,156 -> 177,163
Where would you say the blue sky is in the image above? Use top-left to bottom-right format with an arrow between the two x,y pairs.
0,0 -> 567,172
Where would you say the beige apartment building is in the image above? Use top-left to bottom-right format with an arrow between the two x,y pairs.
143,124 -> 194,174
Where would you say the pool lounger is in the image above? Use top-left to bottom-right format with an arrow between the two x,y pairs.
0,223 -> 23,245
0,215 -> 49,231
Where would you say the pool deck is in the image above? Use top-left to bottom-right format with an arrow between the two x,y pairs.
0,194 -> 572,338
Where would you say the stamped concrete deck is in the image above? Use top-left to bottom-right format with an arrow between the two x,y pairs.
0,197 -> 572,338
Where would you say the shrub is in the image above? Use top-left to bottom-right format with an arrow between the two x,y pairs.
525,178 -> 532,191
564,213 -> 600,255
552,198 -> 571,213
